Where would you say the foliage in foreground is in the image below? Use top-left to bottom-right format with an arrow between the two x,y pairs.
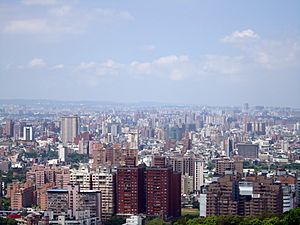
0,217 -> 17,225
172,208 -> 300,225
104,215 -> 126,225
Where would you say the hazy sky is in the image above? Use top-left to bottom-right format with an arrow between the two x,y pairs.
0,0 -> 299,107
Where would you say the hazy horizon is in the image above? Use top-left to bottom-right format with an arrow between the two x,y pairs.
1,0 -> 300,107
0,97 -> 299,109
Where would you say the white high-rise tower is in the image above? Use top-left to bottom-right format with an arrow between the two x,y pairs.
194,159 -> 204,191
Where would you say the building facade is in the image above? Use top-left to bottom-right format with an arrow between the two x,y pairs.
206,175 -> 283,217
145,167 -> 181,219
61,116 -> 79,145
237,144 -> 259,159
116,166 -> 145,215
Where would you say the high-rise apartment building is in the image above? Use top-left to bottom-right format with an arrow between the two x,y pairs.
244,122 -> 266,135
58,145 -> 67,162
168,155 -> 202,191
225,138 -> 234,157
69,165 -> 91,190
168,157 -> 184,174
23,125 -> 33,141
206,175 -> 239,216
26,165 -> 70,189
47,185 -> 101,222
116,166 -> 181,219
127,130 -> 139,149
7,181 -> 35,210
92,143 -> 126,169
69,165 -> 115,221
296,173 -> 300,207
194,159 -> 204,191
206,175 -> 283,217
35,182 -> 56,211
76,190 -> 102,220
47,189 -> 69,218
91,170 -> 115,220
182,174 -> 194,194
92,142 -> 106,169
27,165 -> 54,188
145,167 -> 181,219
152,155 -> 166,167
215,157 -> 243,175
61,116 -> 79,145
276,173 -> 296,212
4,119 -> 14,138
55,167 -> 71,189
167,156 -> 196,177
116,166 -> 145,215
237,144 -> 259,159
239,176 -> 283,216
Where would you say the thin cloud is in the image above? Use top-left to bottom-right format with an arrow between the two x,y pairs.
2,19 -> 47,33
28,58 -> 46,68
76,60 -> 123,77
143,44 -> 156,51
253,39 -> 300,69
154,55 -> 188,65
77,62 -> 97,70
222,29 -> 300,70
201,55 -> 244,75
13,31 -> 300,82
130,55 -> 192,80
94,8 -> 134,21
2,18 -> 81,34
52,64 -> 64,69
96,60 -> 123,76
49,6 -> 72,17
222,29 -> 260,43
21,0 -> 58,5
1,6 -> 133,36
44,39 -> 299,80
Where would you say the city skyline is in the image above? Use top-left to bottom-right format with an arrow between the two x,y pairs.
0,0 -> 300,107
0,92 -> 300,223
0,98 -> 298,109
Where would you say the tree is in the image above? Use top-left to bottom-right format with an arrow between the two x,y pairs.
146,218 -> 166,225
104,215 -> 125,225
174,217 -> 187,225
41,150 -> 58,159
0,217 -> 17,225
282,208 -> 300,225
192,200 -> 199,209
202,216 -> 218,225
218,215 -> 243,224
186,218 -> 201,225
207,161 -> 215,171
173,208 -> 300,225
67,152 -> 89,164
242,217 -> 262,225
0,197 -> 11,210
262,217 -> 280,225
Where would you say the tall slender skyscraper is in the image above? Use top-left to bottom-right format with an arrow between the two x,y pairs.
5,119 -> 14,138
23,125 -> 33,141
194,159 -> 204,191
61,116 -> 79,145
226,138 -> 233,157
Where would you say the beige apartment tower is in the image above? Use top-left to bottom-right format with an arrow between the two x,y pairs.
61,115 -> 79,145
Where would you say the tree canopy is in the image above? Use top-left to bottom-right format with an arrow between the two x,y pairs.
173,208 -> 300,225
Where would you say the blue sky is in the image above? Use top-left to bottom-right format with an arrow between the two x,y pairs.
0,0 -> 299,107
